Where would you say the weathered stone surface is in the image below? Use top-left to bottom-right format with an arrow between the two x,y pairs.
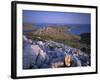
23,35 -> 90,69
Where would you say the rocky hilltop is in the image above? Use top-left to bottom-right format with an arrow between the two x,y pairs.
24,25 -> 81,45
33,26 -> 67,34
23,24 -> 90,50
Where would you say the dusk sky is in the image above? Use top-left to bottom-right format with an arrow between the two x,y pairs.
23,10 -> 91,24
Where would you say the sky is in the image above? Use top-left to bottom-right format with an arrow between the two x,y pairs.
23,10 -> 91,24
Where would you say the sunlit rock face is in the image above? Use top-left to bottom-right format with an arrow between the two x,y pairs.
23,35 -> 90,69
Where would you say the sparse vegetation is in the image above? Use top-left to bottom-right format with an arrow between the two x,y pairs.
24,24 -> 90,53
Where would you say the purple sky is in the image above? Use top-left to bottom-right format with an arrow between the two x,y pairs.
23,10 -> 90,24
